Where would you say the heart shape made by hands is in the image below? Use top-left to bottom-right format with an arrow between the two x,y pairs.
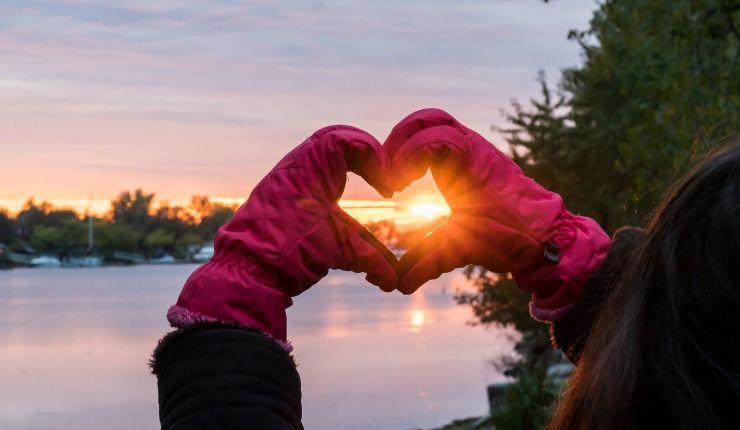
322,109 -> 486,294
366,107 -> 565,295
171,108 -> 604,347
217,108 -> 564,298
346,173 -> 449,254
294,109 -> 494,295
171,108 -> 610,349
369,110 -> 479,293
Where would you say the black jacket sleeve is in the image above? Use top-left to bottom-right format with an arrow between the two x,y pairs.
549,226 -> 646,364
150,322 -> 303,430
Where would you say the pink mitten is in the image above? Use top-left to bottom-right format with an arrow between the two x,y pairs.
385,108 -> 611,320
168,126 -> 399,348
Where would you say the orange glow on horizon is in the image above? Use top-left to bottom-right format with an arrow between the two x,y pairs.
340,196 -> 450,226
0,195 -> 451,226
410,202 -> 449,220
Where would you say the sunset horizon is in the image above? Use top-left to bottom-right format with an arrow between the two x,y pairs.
5,1 -> 732,429
0,193 -> 451,226
1,1 -> 594,218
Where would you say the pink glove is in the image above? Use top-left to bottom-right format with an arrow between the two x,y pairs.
168,125 -> 399,348
384,108 -> 611,320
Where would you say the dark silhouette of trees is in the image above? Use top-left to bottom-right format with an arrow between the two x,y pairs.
0,210 -> 17,245
503,1 -> 740,232
1,190 -> 236,259
191,196 -> 236,240
455,3 -> 740,425
463,0 -> 740,348
111,189 -> 155,228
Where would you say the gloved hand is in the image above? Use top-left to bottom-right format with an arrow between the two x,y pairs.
167,125 -> 399,349
384,108 -> 611,320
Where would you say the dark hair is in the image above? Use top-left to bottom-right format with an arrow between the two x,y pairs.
550,144 -> 740,429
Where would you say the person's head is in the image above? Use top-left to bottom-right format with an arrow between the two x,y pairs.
550,144 -> 740,430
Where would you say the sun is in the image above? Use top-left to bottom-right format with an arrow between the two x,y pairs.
410,202 -> 449,220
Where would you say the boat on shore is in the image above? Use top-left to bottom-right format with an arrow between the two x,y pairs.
5,250 -> 35,266
30,255 -> 62,268
61,255 -> 104,268
191,243 -> 214,262
111,251 -> 147,265
148,254 -> 177,264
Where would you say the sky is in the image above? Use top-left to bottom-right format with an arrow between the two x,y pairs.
0,0 -> 599,218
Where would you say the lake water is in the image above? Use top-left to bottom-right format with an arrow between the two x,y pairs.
0,265 -> 515,430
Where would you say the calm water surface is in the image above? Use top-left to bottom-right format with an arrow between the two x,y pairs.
0,265 -> 514,430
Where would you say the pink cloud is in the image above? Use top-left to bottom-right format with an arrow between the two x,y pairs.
1,0 -> 595,204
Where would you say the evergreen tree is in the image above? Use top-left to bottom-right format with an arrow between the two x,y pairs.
461,0 -> 740,378
506,0 -> 739,231
458,3 -> 738,426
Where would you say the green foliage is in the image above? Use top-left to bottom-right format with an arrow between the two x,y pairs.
470,0 -> 740,344
110,189 -> 155,227
190,195 -> 214,221
29,219 -> 87,252
461,2 -> 739,424
16,199 -> 79,239
175,232 -> 204,258
502,0 -> 740,232
184,196 -> 235,240
0,210 -> 17,244
490,368 -> 560,430
28,226 -> 64,252
199,205 -> 235,240
456,269 -> 552,373
144,228 -> 176,250
0,192 -> 236,259
16,199 -> 53,236
94,221 -> 141,254
458,269 -> 541,334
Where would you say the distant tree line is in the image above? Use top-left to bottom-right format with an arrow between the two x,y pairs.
0,189 -> 235,259
0,188 -> 451,262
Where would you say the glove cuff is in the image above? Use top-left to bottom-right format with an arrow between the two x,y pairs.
167,305 -> 293,352
513,211 -> 612,321
168,256 -> 293,350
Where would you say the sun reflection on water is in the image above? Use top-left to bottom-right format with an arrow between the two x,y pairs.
407,285 -> 430,333
409,309 -> 426,332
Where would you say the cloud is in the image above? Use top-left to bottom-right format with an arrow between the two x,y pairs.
0,0 -> 597,201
